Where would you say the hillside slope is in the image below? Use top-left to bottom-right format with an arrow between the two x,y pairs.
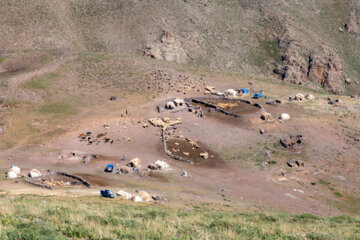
0,0 -> 359,95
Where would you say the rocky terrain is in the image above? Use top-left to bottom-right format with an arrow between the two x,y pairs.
0,1 -> 360,239
1,0 -> 360,95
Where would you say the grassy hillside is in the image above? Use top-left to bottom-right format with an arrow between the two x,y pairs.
0,0 -> 359,95
0,195 -> 359,239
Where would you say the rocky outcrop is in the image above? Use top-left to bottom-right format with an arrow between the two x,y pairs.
345,11 -> 360,36
273,33 -> 345,94
273,35 -> 308,85
144,31 -> 188,64
308,54 -> 345,94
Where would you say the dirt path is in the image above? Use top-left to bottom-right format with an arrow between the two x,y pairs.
4,55 -> 74,101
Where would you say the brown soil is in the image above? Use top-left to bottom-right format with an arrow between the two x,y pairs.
207,99 -> 260,115
166,138 -> 224,167
76,174 -> 119,187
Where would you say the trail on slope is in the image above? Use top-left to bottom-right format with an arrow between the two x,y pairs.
3,55 -> 74,102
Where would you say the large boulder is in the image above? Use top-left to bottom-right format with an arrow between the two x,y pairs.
345,11 -> 360,36
273,32 -> 345,95
305,94 -> 315,100
280,135 -> 304,149
260,112 -> 273,121
144,31 -> 188,64
127,158 -> 142,168
173,98 -> 185,107
131,195 -> 143,202
294,93 -> 305,101
165,101 -> 175,110
308,54 -> 345,94
137,191 -> 153,202
116,190 -> 132,200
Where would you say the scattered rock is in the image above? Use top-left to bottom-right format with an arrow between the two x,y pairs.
293,189 -> 304,194
127,158 -> 142,168
116,190 -> 132,200
266,100 -> 282,106
280,135 -> 304,149
120,166 -> 132,174
148,117 -> 182,129
345,11 -> 360,36
261,161 -> 269,169
181,171 -> 189,177
109,96 -> 117,101
165,101 -> 175,109
328,99 -> 343,105
152,195 -> 168,202
200,152 -> 209,159
157,105 -> 164,113
173,98 -> 185,107
259,128 -> 265,135
345,78 -> 352,84
264,150 -> 272,159
136,190 -> 153,202
260,112 -> 273,121
334,175 -> 346,181
148,160 -> 170,170
144,31 -> 188,64
305,94 -> 315,100
294,93 -> 305,101
132,195 -> 143,202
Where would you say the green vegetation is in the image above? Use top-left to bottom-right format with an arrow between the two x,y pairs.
23,72 -> 58,89
0,195 -> 359,239
0,56 -> 7,64
39,103 -> 75,115
334,192 -> 343,198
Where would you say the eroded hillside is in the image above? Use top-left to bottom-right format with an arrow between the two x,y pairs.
1,0 -> 360,95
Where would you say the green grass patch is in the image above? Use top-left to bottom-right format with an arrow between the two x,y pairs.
334,192 -> 343,198
0,56 -> 7,64
0,195 -> 359,239
39,103 -> 75,115
23,72 -> 58,89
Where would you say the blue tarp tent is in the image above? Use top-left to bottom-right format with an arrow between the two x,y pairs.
105,164 -> 114,172
240,88 -> 249,93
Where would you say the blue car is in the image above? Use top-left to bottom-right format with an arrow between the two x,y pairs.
101,190 -> 115,198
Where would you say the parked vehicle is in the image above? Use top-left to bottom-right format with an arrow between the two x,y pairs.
101,189 -> 115,198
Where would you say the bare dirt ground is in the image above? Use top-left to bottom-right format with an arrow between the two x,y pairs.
1,55 -> 360,217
